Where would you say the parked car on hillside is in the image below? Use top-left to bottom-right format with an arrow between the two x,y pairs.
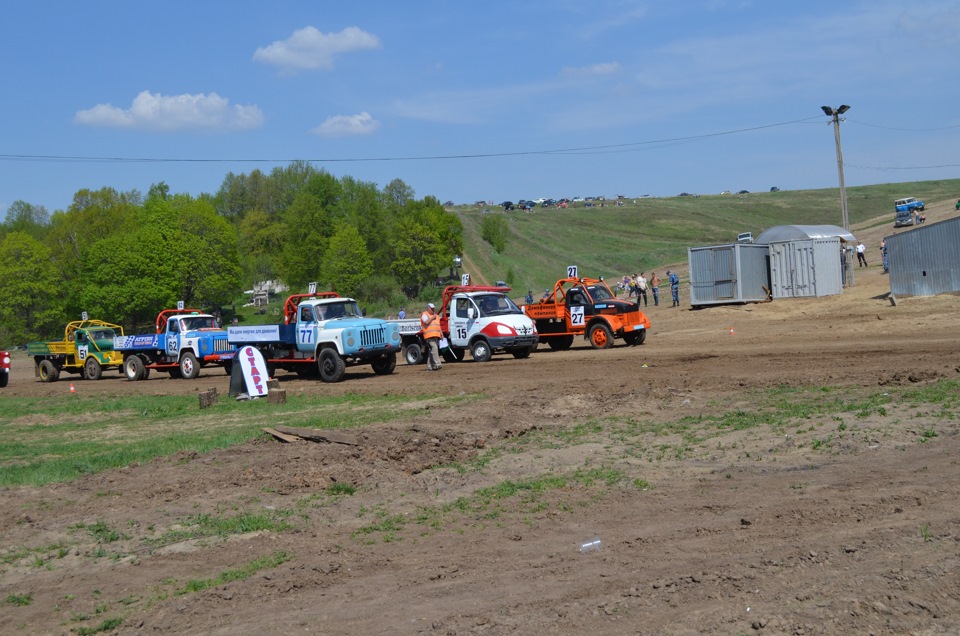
894,197 -> 925,213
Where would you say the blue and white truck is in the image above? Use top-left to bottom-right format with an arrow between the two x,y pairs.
113,308 -> 235,381
226,292 -> 401,383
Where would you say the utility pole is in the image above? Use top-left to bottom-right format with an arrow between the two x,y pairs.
821,105 -> 851,230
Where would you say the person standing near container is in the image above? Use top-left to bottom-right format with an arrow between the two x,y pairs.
668,270 -> 680,307
420,303 -> 443,371
856,242 -> 868,267
650,272 -> 661,306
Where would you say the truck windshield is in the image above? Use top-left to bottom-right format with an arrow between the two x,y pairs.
316,301 -> 362,320
87,328 -> 116,341
584,284 -> 615,302
475,294 -> 521,317
181,316 -> 218,331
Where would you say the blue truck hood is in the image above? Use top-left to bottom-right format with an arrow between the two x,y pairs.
321,318 -> 386,330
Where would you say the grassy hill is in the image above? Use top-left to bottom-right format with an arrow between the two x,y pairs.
456,178 -> 960,294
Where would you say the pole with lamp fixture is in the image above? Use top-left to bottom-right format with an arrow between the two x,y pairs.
821,104 -> 853,287
821,104 -> 851,231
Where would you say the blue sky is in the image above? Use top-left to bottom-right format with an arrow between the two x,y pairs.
2,0 -> 958,216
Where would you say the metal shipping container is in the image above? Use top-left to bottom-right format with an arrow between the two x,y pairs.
767,237 -> 843,299
886,217 -> 960,297
687,243 -> 770,307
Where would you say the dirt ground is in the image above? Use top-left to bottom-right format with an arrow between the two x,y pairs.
2,202 -> 960,635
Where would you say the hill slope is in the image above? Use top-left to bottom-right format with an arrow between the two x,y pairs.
456,179 -> 960,294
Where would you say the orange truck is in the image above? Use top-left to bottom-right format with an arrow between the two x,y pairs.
523,277 -> 650,350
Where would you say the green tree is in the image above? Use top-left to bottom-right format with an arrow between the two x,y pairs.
390,219 -> 446,296
1,200 -> 50,242
481,214 -> 508,253
0,232 -> 64,344
324,224 -> 374,298
238,209 -> 285,284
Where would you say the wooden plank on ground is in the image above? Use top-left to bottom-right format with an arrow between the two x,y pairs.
262,427 -> 303,443
273,425 -> 360,446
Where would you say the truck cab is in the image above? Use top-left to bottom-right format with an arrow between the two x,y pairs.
114,309 -> 234,381
227,292 -> 400,383
445,290 -> 538,362
524,277 -> 650,350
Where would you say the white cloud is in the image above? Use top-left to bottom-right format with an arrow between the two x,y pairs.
74,91 -> 264,131
253,26 -> 381,70
311,112 -> 381,137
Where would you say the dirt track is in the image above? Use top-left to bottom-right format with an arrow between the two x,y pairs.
2,203 -> 960,635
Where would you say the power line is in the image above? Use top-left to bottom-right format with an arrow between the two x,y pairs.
0,116 -> 823,165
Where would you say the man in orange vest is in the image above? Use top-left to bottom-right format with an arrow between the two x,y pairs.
420,302 -> 443,371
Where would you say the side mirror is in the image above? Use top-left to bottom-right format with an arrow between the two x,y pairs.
468,307 -> 476,319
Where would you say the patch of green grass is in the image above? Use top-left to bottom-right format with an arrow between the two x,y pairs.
176,551 -> 290,595
0,392 -> 459,487
325,483 -> 357,496
150,510 -> 292,547
6,593 -> 32,606
71,617 -> 123,635
74,520 -> 129,544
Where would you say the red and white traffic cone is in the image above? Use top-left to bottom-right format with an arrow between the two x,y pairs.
69,383 -> 76,394
728,326 -> 735,336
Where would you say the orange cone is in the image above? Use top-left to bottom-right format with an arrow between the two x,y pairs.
728,326 -> 735,336
69,383 -> 76,394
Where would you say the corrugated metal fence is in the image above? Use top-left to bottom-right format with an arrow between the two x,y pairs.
887,217 -> 960,297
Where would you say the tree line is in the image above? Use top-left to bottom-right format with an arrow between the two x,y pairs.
0,162 -> 463,344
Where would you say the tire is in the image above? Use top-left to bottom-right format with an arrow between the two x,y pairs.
442,347 -> 465,363
179,351 -> 199,380
168,368 -> 182,379
222,361 -> 233,376
588,323 -> 614,349
510,347 -> 533,359
0,372 -> 8,388
546,335 -> 574,351
39,359 -> 60,383
317,348 -> 346,383
471,339 -> 492,362
124,355 -> 145,381
83,356 -> 102,381
371,352 -> 397,375
404,343 -> 423,366
623,330 -> 646,346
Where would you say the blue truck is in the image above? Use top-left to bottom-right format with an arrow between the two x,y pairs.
893,197 -> 924,227
226,292 -> 401,382
113,308 -> 235,380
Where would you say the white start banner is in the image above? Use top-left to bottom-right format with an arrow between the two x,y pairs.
238,346 -> 269,398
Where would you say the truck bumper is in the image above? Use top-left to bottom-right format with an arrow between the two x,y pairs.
484,334 -> 539,350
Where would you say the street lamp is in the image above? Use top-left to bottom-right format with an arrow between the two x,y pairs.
821,104 -> 851,231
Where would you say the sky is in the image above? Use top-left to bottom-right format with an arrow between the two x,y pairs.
1,0 -> 959,216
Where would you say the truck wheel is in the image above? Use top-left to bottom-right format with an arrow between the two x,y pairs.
371,352 -> 397,375
442,347 -> 465,363
84,357 -> 102,381
403,343 -> 423,365
471,339 -> 492,362
168,368 -> 183,378
179,352 -> 200,380
588,323 -> 613,349
317,348 -> 346,382
0,372 -> 7,388
510,347 -> 533,359
39,359 -> 60,383
623,330 -> 646,346
222,361 -> 233,376
546,335 -> 574,351
124,355 -> 145,381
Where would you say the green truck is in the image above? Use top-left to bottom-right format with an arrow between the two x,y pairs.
28,320 -> 125,382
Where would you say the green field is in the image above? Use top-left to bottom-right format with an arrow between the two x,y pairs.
455,178 -> 960,294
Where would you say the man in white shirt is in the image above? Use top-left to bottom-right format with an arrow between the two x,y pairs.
856,242 -> 867,267
637,273 -> 648,307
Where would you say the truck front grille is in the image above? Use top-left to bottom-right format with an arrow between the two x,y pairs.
214,339 -> 234,353
361,327 -> 386,348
